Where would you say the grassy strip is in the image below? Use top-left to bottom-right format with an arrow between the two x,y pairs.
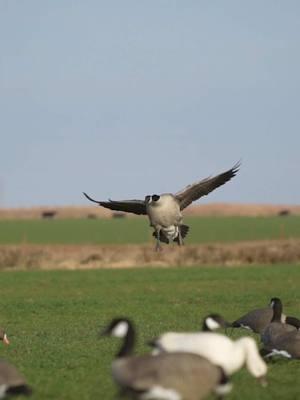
0,216 -> 300,245
1,265 -> 300,399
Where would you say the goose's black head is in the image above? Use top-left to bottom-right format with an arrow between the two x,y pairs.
151,194 -> 160,202
101,317 -> 135,358
202,314 -> 230,332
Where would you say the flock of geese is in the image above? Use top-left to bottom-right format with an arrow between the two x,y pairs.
100,297 -> 300,399
2,301 -> 300,399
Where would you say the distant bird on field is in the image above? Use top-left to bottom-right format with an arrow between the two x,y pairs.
84,162 -> 240,251
0,329 -> 9,346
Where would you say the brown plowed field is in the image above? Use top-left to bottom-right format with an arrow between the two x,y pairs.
1,239 -> 300,270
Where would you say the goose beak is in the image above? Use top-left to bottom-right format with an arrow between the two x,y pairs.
257,375 -> 268,387
3,334 -> 10,345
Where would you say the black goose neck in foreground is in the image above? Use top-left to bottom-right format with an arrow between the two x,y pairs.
270,298 -> 283,322
116,319 -> 136,358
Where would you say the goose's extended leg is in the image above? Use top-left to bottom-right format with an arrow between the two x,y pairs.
177,227 -> 184,246
155,229 -> 162,252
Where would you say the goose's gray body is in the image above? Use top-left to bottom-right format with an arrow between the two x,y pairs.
231,307 -> 286,334
84,163 -> 240,250
112,353 -> 226,400
262,330 -> 300,359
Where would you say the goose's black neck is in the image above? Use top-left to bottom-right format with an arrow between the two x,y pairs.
117,321 -> 136,358
271,299 -> 283,322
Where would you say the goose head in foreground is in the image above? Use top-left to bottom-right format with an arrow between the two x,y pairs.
230,297 -> 300,334
202,314 -> 231,332
84,162 -> 240,251
0,330 -> 9,346
149,329 -> 267,385
101,317 -> 232,400
0,359 -> 32,399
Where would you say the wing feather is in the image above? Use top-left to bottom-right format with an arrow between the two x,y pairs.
83,192 -> 147,215
175,162 -> 240,210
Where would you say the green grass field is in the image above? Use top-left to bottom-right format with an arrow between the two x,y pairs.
1,265 -> 300,399
0,216 -> 299,244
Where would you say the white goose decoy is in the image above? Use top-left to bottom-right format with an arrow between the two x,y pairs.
84,163 -> 240,251
101,317 -> 232,400
149,328 -> 267,383
231,297 -> 300,334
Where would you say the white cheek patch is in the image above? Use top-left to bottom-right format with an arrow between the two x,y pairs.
205,317 -> 221,331
112,321 -> 129,338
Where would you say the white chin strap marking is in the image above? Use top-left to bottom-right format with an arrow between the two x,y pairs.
112,321 -> 129,338
205,317 -> 221,331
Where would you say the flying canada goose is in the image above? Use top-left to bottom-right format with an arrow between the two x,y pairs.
101,317 -> 232,400
148,326 -> 267,383
0,359 -> 32,398
84,163 -> 240,251
0,329 -> 9,346
260,298 -> 299,348
231,297 -> 300,334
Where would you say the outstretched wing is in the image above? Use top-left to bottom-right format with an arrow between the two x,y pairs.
83,192 -> 147,215
175,162 -> 240,210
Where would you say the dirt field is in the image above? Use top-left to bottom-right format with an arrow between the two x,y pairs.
0,203 -> 300,219
1,239 -> 300,270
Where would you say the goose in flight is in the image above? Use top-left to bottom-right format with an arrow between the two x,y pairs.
84,162 -> 240,251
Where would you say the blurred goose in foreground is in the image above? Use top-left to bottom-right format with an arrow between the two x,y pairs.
149,324 -> 267,383
101,317 -> 232,400
84,163 -> 240,251
261,298 -> 299,348
0,329 -> 9,346
231,298 -> 300,334
0,359 -> 32,398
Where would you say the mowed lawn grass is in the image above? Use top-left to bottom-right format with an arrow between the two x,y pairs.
0,215 -> 300,244
1,265 -> 300,399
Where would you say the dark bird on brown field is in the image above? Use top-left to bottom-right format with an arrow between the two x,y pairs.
84,162 -> 240,251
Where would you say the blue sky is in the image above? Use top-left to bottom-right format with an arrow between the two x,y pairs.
1,1 -> 299,207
